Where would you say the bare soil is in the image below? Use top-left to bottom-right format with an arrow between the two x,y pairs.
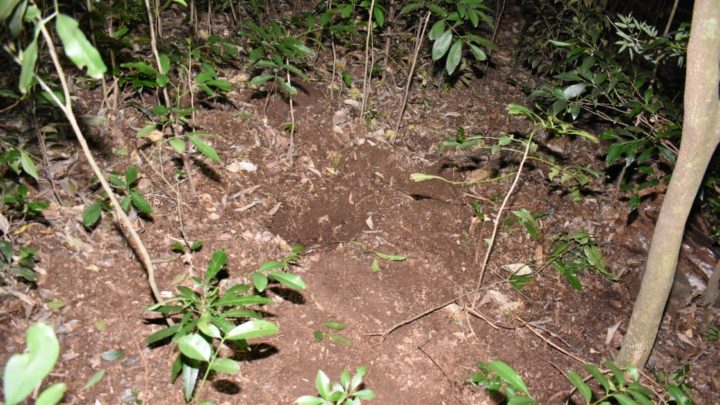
1,3 -> 719,405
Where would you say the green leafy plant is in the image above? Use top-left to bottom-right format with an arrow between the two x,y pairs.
401,0 -> 495,77
3,323 -> 66,405
516,2 -> 687,207
146,250 -> 305,402
240,21 -> 316,97
472,359 -> 696,404
313,321 -> 353,347
0,241 -> 39,284
548,230 -> 616,290
83,165 -> 153,228
295,366 -> 376,405
252,243 -> 306,292
470,360 -> 535,404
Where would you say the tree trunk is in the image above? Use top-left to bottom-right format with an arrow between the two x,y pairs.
617,0 -> 720,368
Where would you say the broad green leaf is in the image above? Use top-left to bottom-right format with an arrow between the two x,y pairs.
488,360 -> 530,395
370,259 -> 380,272
35,383 -> 66,405
428,20 -> 445,40
259,260 -> 284,271
373,6 -> 384,27
325,322 -> 346,330
83,369 -> 105,390
130,190 -> 153,215
168,137 -> 186,154
19,38 -> 37,94
294,396 -> 325,405
226,320 -> 279,340
340,368 -> 350,388
82,201 -> 102,228
351,366 -> 366,390
549,39 -> 572,47
181,363 -> 199,402
8,0 -> 26,36
250,74 -> 274,86
291,42 -> 316,58
55,14 -> 107,78
198,318 -> 221,339
469,43 -> 487,61
354,389 -> 376,400
665,385 -> 692,405
0,0 -> 22,22
326,333 -> 352,346
432,30 -> 452,61
316,370 -> 331,398
205,249 -> 227,282
125,165 -> 138,186
188,133 -> 221,163
209,358 -> 240,374
565,370 -> 591,402
4,323 -> 60,405
268,271 -> 306,290
508,398 -> 535,405
19,150 -> 39,181
252,271 -> 268,292
584,363 -> 613,392
177,333 -> 211,362
446,39 -> 462,75
158,53 -> 170,75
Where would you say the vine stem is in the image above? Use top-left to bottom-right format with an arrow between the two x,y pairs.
30,19 -> 166,317
472,133 -> 534,307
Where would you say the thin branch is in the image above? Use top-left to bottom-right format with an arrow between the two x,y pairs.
360,0 -> 376,118
394,11 -> 431,135
472,133 -> 533,306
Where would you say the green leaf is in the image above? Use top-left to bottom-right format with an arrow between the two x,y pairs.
0,0 -> 22,22
259,260 -> 284,271
250,74 -> 274,86
565,370 -> 591,402
125,165 -> 138,186
252,271 -> 268,292
83,369 -> 105,390
294,396 -> 325,405
209,358 -> 240,374
665,385 -> 692,405
268,271 -> 306,290
326,333 -> 353,346
188,133 -> 221,163
35,383 -> 66,405
610,393 -> 637,405
446,39 -> 462,75
130,190 -> 153,215
177,333 -> 211,362
100,349 -> 125,361
146,325 -> 181,345
82,201 -> 102,228
370,258 -> 381,272
374,252 -> 406,261
19,38 -> 38,94
19,150 -> 39,181
181,363 -> 199,402
205,249 -> 227,282
488,360 -> 530,395
315,370 -> 331,398
584,363 -> 613,392
469,43 -> 487,61
3,323 -> 59,405
354,389 -> 376,400
226,320 -> 279,340
432,30 -> 452,61
158,53 -> 170,75
428,20 -> 445,40
55,14 -> 107,78
325,322 -> 346,331
168,137 -> 186,154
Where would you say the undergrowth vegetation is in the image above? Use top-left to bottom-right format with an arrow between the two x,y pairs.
0,0 -> 715,403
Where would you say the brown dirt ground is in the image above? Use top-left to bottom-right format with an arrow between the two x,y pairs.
2,3 -> 720,405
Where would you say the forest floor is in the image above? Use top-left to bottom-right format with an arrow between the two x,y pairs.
1,3 -> 720,404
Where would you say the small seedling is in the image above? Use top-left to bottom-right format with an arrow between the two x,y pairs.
3,323 -> 66,405
470,360 -> 535,404
295,366 -> 376,405
252,244 -> 306,292
146,249 -> 305,402
548,231 -> 616,290
313,321 -> 353,347
83,165 -> 153,228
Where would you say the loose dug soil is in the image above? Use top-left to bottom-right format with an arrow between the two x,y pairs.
2,3 -> 720,405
